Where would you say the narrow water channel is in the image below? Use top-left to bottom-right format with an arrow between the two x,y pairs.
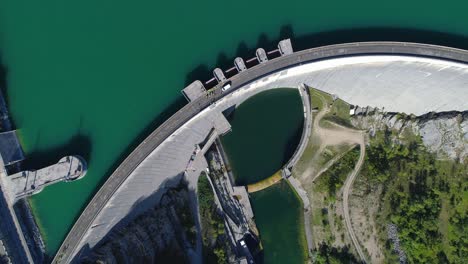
221,88 -> 306,262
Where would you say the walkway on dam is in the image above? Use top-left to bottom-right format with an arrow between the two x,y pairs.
54,42 -> 468,263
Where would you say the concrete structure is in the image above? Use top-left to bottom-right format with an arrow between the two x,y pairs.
255,48 -> 268,63
282,83 -> 312,178
278,39 -> 293,55
213,68 -> 227,83
3,156 -> 86,203
181,80 -> 206,102
54,41 -> 468,263
0,155 -> 87,264
0,78 -> 88,263
235,57 -> 247,72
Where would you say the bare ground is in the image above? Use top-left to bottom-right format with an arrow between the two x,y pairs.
295,90 -> 371,262
349,175 -> 385,263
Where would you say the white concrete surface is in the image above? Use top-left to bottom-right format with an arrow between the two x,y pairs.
245,56 -> 468,115
73,54 -> 468,260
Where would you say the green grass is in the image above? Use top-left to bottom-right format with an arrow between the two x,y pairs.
293,137 -> 321,177
314,147 -> 359,198
309,88 -> 333,111
310,88 -> 353,128
197,173 -> 228,264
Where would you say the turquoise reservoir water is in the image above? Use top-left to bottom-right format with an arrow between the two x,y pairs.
1,0 -> 468,256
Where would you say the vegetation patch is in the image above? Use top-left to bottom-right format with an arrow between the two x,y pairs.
359,130 -> 468,263
197,173 -> 229,264
315,147 -> 359,199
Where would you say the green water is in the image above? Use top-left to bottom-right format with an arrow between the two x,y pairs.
221,88 -> 304,262
1,0 -> 468,257
250,181 -> 307,264
221,88 -> 303,185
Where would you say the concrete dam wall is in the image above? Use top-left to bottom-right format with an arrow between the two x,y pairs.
54,41 -> 468,263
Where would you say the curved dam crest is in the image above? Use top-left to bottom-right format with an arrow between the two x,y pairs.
253,55 -> 468,115
54,42 -> 468,263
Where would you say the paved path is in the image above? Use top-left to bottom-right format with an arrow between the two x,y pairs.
342,139 -> 367,263
283,84 -> 312,176
54,42 -> 468,263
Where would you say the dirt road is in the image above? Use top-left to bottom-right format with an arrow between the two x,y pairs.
343,140 -> 367,263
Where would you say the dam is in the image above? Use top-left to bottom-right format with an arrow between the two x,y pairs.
54,40 -> 468,263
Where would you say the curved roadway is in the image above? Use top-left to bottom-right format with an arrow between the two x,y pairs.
343,140 -> 367,262
54,42 -> 468,263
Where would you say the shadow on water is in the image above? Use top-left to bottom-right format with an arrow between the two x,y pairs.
282,122 -> 304,165
0,57 -> 16,130
8,25 -> 466,256
98,25 -> 468,190
20,134 -> 92,172
185,25 -> 468,83
0,59 -> 7,101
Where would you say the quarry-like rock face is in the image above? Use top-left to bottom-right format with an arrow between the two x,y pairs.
84,187 -> 193,264
351,109 -> 468,161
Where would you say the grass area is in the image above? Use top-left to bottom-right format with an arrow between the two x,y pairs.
247,170 -> 282,193
308,148 -> 359,253
197,173 -> 229,264
322,98 -> 352,128
309,88 -> 333,111
318,144 -> 353,168
309,88 -> 352,128
359,130 -> 468,263
294,88 -> 354,178
314,147 -> 359,199
293,136 -> 321,177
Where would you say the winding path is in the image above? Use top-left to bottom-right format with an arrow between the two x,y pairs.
53,42 -> 468,263
342,139 -> 367,263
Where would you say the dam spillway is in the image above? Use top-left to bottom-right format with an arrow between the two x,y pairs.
54,41 -> 468,263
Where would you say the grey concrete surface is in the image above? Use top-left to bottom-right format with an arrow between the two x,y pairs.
256,48 -> 268,63
4,156 -> 86,203
278,39 -> 293,55
283,83 -> 312,177
0,156 -> 33,264
213,68 -> 226,83
182,80 -> 206,102
54,41 -> 468,263
235,57 -> 247,72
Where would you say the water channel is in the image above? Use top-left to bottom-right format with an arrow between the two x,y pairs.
221,88 -> 304,262
221,88 -> 303,185
1,0 -> 468,257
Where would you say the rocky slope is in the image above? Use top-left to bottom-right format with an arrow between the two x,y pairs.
84,184 -> 195,264
351,108 -> 468,161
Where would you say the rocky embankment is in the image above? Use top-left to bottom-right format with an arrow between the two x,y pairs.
351,108 -> 468,161
85,184 -> 195,264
